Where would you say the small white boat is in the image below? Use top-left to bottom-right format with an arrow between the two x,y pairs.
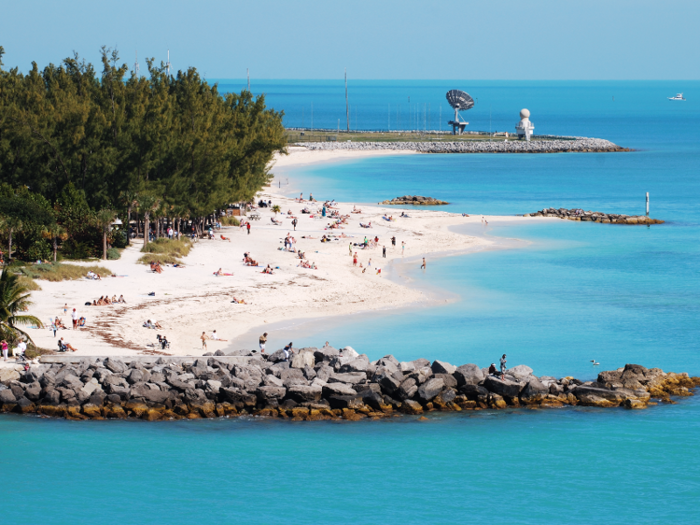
668,93 -> 686,101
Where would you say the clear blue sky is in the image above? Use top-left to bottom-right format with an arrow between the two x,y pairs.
2,0 -> 698,80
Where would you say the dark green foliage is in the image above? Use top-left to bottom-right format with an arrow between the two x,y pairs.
106,247 -> 120,260
0,46 -> 287,260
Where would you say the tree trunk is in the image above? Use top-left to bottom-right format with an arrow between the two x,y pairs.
8,227 -> 12,260
103,230 -> 108,260
53,237 -> 57,263
144,212 -> 150,247
126,205 -> 131,246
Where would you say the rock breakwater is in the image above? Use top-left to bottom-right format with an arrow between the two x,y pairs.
380,195 -> 449,206
525,208 -> 664,224
300,138 -> 628,154
1,348 -> 697,421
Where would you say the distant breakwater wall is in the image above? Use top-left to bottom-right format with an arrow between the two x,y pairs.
525,208 -> 664,225
0,347 -> 697,421
299,139 -> 629,154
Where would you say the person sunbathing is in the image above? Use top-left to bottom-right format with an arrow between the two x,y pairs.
97,296 -> 106,306
221,234 -> 231,242
360,222 -> 372,228
92,300 -> 98,306
352,206 -> 362,214
58,337 -> 77,352
231,297 -> 247,304
111,295 -> 117,303
301,207 -> 311,214
118,295 -> 126,303
271,217 -> 282,225
55,317 -> 67,329
153,262 -> 163,273
214,268 -> 222,276
211,330 -> 228,341
144,320 -> 155,329
79,317 -> 86,327
154,321 -> 163,329
262,265 -> 274,275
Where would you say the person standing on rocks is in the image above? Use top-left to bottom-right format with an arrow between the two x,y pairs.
500,354 -> 507,380
259,332 -> 268,353
283,342 -> 293,361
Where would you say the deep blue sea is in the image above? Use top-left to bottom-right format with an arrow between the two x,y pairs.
3,81 -> 700,524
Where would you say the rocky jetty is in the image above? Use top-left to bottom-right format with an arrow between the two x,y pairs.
381,195 -> 448,206
0,348 -> 697,421
300,138 -> 628,154
524,208 -> 664,224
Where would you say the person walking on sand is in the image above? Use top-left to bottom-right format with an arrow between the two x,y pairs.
201,331 -> 209,350
391,236 -> 396,247
63,303 -> 68,315
420,258 -> 426,270
349,242 -> 353,256
72,308 -> 78,330
353,252 -> 358,266
382,245 -> 387,258
401,241 -> 405,255
247,222 -> 251,235
1,340 -> 8,361
500,354 -> 507,380
259,332 -> 268,353
292,218 -> 298,231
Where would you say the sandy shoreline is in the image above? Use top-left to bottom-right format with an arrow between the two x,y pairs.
25,147 -> 543,357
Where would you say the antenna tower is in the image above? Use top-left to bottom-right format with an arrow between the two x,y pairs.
134,51 -> 139,77
345,68 -> 350,132
247,68 -> 250,91
166,50 -> 171,77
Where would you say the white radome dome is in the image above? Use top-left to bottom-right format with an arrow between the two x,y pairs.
520,108 -> 531,119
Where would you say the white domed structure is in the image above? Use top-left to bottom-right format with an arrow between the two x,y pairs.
516,108 -> 535,141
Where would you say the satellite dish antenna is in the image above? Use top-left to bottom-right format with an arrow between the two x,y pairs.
446,89 -> 474,135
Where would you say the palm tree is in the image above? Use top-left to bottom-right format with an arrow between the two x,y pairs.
96,208 -> 118,260
42,223 -> 68,263
0,269 -> 43,344
138,194 -> 159,247
271,204 -> 281,215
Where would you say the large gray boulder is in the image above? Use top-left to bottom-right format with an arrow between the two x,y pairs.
397,377 -> 418,400
508,365 -> 534,381
328,395 -> 363,410
329,372 -> 366,385
417,377 -> 445,402
291,350 -> 315,369
104,358 -> 127,374
378,374 -> 401,395
520,378 -> 549,405
433,373 -> 457,389
483,376 -> 523,398
409,366 -> 433,385
431,360 -> 456,375
256,386 -> 286,402
322,382 -> 357,397
24,381 -> 42,402
454,364 -> 484,387
127,369 -> 144,385
0,388 -> 17,405
339,356 -> 369,373
313,347 -> 339,363
287,384 -> 323,403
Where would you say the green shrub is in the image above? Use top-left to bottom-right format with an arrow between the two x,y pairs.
106,247 -> 121,260
26,239 -> 52,262
18,263 -> 113,281
221,216 -> 240,226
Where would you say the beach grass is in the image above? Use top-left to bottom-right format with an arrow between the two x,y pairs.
221,216 -> 240,226
138,238 -> 193,265
18,263 -> 113,282
17,274 -> 42,291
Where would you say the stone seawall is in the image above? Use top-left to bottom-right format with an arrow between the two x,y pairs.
525,208 -> 664,225
1,347 -> 697,421
299,138 -> 628,154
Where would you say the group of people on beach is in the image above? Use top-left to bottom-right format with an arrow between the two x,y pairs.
89,295 -> 126,306
2,338 -> 27,361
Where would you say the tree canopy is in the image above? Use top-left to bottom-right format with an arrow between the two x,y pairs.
0,45 -> 286,259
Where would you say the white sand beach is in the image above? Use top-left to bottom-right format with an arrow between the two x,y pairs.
25,147 -> 536,357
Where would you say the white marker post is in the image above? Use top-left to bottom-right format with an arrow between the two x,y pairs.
646,192 -> 649,216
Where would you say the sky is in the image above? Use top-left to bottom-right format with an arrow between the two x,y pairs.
1,0 -> 698,80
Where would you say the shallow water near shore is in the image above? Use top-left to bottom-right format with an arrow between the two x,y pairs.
6,81 -> 700,522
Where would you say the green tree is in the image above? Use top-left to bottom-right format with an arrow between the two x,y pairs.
0,268 -> 43,344
96,208 -> 117,259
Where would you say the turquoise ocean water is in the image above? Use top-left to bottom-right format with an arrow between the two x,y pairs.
3,81 -> 700,523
